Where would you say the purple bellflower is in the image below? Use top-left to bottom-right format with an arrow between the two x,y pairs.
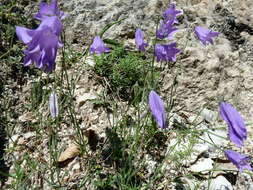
163,3 -> 182,24
195,26 -> 219,45
49,91 -> 59,118
16,16 -> 63,72
225,150 -> 252,172
148,90 -> 167,129
16,16 -> 63,44
35,0 -> 67,21
90,36 -> 110,55
156,20 -> 178,40
219,102 -> 247,147
135,28 -> 148,51
155,43 -> 180,62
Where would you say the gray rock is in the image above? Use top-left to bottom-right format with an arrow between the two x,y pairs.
61,0 -> 253,123
62,0 -> 164,43
202,176 -> 233,190
189,158 -> 214,173
248,184 -> 253,190
201,108 -> 216,123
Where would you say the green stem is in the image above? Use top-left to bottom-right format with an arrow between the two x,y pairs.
60,30 -> 85,146
151,16 -> 160,89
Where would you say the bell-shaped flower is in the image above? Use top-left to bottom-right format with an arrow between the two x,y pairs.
49,91 -> 59,118
156,20 -> 178,40
16,16 -> 62,45
135,28 -> 148,51
163,3 -> 183,24
15,27 -> 35,45
225,150 -> 252,172
195,26 -> 219,45
35,0 -> 67,21
155,43 -> 180,62
16,16 -> 63,72
148,90 -> 167,129
23,26 -> 62,72
90,36 -> 110,55
219,102 -> 247,147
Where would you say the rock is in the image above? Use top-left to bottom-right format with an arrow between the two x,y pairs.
166,138 -> 209,167
62,0 -> 253,123
189,158 -> 214,173
144,155 -> 157,176
18,112 -> 36,122
180,177 -> 198,190
201,128 -> 228,148
76,92 -> 97,107
248,184 -> 253,190
22,132 -> 35,140
213,162 -> 237,177
85,56 -> 96,67
10,134 -> 20,143
200,108 -> 216,123
62,0 -> 165,43
229,0 -> 253,28
202,175 -> 233,190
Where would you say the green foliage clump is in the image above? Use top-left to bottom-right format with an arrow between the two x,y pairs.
93,45 -> 149,101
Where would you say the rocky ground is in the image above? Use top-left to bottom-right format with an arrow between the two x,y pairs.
62,0 -> 253,121
1,0 -> 253,189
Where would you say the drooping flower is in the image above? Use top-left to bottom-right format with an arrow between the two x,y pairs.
225,150 -> 252,172
16,16 -> 63,72
135,28 -> 148,51
49,91 -> 59,118
195,26 -> 219,45
35,0 -> 67,21
156,20 -> 178,40
90,36 -> 110,55
163,3 -> 182,24
155,43 -> 180,62
16,16 -> 63,45
219,102 -> 247,147
148,90 -> 167,129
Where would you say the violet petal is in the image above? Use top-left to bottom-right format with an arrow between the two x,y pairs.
225,150 -> 252,172
35,0 -> 66,20
163,3 -> 183,24
90,36 -> 110,55
156,20 -> 178,40
148,90 -> 167,129
195,26 -> 219,45
135,28 -> 148,51
155,43 -> 180,62
219,102 -> 247,147
49,91 -> 59,118
15,26 -> 35,44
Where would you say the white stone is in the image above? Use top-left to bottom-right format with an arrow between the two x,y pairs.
189,158 -> 214,173
201,108 -> 216,123
202,129 -> 228,148
23,132 -> 35,139
76,93 -> 97,107
248,184 -> 253,190
144,155 -> 157,176
85,56 -> 96,67
205,176 -> 233,190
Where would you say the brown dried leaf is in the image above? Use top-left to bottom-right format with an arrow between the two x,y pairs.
58,144 -> 80,163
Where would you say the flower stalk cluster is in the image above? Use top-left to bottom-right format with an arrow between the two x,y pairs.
147,3 -> 219,129
15,0 -> 66,118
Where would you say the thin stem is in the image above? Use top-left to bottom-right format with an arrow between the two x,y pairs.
151,16 -> 160,89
